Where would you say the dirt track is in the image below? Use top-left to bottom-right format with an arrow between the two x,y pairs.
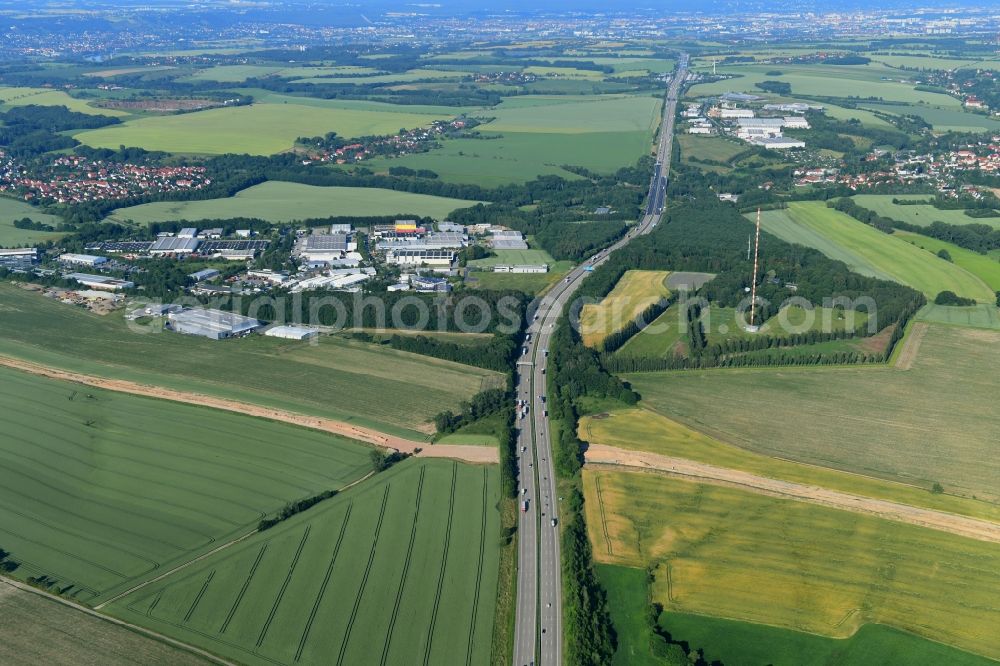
0,355 -> 498,464
585,444 -> 1000,544
895,321 -> 928,370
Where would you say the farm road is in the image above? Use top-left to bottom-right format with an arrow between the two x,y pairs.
585,444 -> 1000,544
0,355 -> 497,464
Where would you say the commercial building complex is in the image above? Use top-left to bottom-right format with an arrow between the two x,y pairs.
166,308 -> 262,339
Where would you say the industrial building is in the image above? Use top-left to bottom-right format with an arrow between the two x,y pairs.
377,232 -> 465,253
297,233 -> 355,266
66,273 -> 134,291
59,253 -> 107,267
490,229 -> 529,250
289,271 -> 370,292
247,269 -> 290,284
385,248 -> 454,268
265,325 -> 319,341
149,236 -> 200,256
125,303 -> 183,320
178,228 -> 198,238
0,248 -> 38,270
188,268 -> 220,282
411,275 -> 452,292
719,108 -> 754,119
762,102 -> 823,113
736,117 -> 810,130
199,240 -> 269,260
166,308 -> 263,340
751,136 -> 806,149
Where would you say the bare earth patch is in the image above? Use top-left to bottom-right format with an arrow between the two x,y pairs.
895,322 -> 928,370
585,443 -> 1000,544
0,355 -> 496,464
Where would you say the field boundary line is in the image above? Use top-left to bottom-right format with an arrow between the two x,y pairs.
103,469 -> 376,614
255,525 -> 311,649
295,503 -> 353,662
336,483 -> 391,666
183,570 -> 215,623
219,544 -> 267,634
423,461 -> 458,666
379,466 -> 426,666
594,474 -> 614,556
0,577 -> 237,666
584,448 -> 1000,544
96,529 -> 261,611
465,467 -> 489,666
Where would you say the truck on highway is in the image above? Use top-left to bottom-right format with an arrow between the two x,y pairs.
522,500 -> 529,512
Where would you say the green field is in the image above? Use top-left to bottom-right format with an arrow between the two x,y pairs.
687,63 -> 961,107
677,134 -> 747,163
868,53 -> 1000,71
580,407 -> 1000,522
594,563 -> 997,666
0,284 -> 501,438
615,304 -> 688,358
660,605 -> 999,666
861,102 -> 1000,133
108,181 -> 483,224
585,471 -> 1000,661
595,564 -> 666,666
894,230 -> 1000,290
852,194 -> 1000,230
484,94 -> 660,134
75,100 -> 459,155
624,323 -> 1000,499
915,303 -> 1000,330
757,202 -> 994,302
0,365 -> 374,604
352,95 -> 661,187
0,582 -> 211,665
469,247 -> 556,268
186,65 -> 383,82
466,268 -> 569,295
0,197 -> 65,245
580,270 -> 671,348
290,68 -> 465,85
0,86 -> 127,116
109,459 -> 501,666
351,130 -> 652,186
700,304 -> 870,345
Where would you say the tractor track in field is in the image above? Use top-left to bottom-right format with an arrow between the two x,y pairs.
585,444 -> 1000,545
895,322 -> 928,370
0,355 -> 497,464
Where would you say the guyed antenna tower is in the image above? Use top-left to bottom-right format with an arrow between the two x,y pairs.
748,208 -> 762,332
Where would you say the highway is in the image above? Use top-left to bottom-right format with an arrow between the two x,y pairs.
511,53 -> 687,666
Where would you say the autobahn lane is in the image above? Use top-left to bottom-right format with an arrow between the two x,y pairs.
512,53 -> 686,666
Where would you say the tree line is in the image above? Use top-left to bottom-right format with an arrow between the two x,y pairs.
833,197 -> 1000,254
545,315 -> 640,664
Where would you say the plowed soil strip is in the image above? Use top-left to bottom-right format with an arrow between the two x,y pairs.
0,355 -> 496,463
896,322 -> 928,370
585,444 -> 1000,544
